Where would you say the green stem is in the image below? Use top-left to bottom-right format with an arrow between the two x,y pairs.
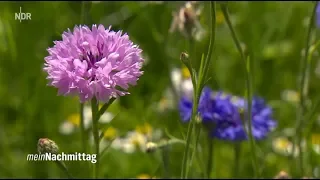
91,98 -> 99,178
291,2 -> 318,177
187,124 -> 201,176
79,103 -> 87,153
180,17 -> 197,180
304,96 -> 320,137
233,143 -> 241,178
79,103 -> 88,176
302,41 -> 320,137
203,2 -> 216,83
181,1 -> 216,179
206,138 -> 213,178
221,4 -> 258,178
181,95 -> 198,179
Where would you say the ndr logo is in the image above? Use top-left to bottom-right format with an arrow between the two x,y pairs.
15,7 -> 31,22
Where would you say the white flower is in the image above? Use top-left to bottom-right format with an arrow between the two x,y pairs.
99,112 -> 114,123
59,105 -> 115,135
59,121 -> 75,135
272,136 -> 305,157
171,66 -> 193,97
170,68 -> 182,92
125,131 -> 148,152
156,67 -> 193,113
180,78 -> 193,98
117,130 -> 159,153
83,106 -> 92,129
122,142 -> 136,154
110,138 -> 124,150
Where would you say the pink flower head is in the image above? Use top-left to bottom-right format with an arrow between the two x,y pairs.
44,25 -> 144,103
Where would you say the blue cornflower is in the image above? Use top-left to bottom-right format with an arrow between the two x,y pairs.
178,87 -> 238,124
317,3 -> 320,28
178,87 -> 277,141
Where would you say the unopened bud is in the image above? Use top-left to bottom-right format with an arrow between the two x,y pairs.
37,138 -> 59,154
180,52 -> 189,63
146,142 -> 158,153
180,52 -> 192,72
274,171 -> 290,179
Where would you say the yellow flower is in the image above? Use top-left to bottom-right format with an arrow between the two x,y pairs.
181,66 -> 191,79
216,11 -> 224,25
272,137 -> 296,156
136,174 -> 151,179
275,138 -> 290,149
135,123 -> 153,138
103,127 -> 117,140
136,174 -> 156,179
129,132 -> 147,149
67,114 -> 80,126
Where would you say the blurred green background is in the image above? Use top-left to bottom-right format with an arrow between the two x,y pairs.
0,1 -> 320,178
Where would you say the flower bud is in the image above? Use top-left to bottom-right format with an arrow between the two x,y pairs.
180,52 -> 192,72
195,114 -> 202,124
180,52 -> 189,64
37,138 -> 59,154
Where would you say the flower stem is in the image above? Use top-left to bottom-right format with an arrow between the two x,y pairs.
206,138 -> 213,178
181,95 -> 198,179
181,1 -> 216,178
233,143 -> 241,178
292,2 -> 318,177
187,124 -> 201,177
221,4 -> 258,178
180,19 -> 197,180
91,97 -> 99,179
79,103 -> 87,154
79,103 -> 89,176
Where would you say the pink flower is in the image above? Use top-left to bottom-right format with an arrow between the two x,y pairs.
44,25 -> 144,103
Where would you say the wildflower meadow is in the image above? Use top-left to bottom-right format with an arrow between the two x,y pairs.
1,1 -> 320,179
